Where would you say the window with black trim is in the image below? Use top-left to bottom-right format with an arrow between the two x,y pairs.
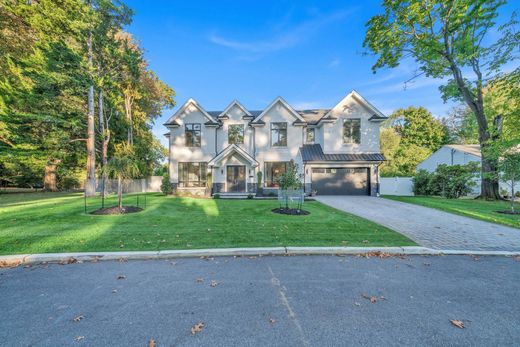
343,119 -> 361,144
228,124 -> 244,144
264,162 -> 289,187
305,127 -> 315,143
178,162 -> 207,187
185,123 -> 201,147
271,122 -> 287,147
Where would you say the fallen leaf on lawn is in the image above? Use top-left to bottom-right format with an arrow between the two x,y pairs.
450,319 -> 465,329
269,318 -> 276,324
117,275 -> 126,280
196,278 -> 204,283
75,336 -> 85,341
148,338 -> 156,347
191,322 -> 205,335
210,280 -> 219,287
73,315 -> 84,322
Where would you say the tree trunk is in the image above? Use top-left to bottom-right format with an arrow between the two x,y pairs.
43,160 -> 60,192
98,90 -> 109,198
124,92 -> 134,145
444,57 -> 500,199
85,30 -> 96,197
117,175 -> 123,211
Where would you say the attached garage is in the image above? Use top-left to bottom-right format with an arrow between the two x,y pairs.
311,168 -> 370,195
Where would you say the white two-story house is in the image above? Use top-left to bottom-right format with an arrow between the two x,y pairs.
164,90 -> 387,196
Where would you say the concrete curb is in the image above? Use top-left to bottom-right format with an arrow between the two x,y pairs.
1,246 -> 519,267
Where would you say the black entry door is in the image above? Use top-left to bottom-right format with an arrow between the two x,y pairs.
226,165 -> 246,192
312,168 -> 370,195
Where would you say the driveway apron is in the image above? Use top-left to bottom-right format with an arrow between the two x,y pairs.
315,196 -> 520,251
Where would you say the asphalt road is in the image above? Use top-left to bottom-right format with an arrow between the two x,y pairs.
1,255 -> 519,346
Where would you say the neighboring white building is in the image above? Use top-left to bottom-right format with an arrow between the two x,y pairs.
417,144 -> 481,172
417,144 -> 519,195
164,90 -> 387,196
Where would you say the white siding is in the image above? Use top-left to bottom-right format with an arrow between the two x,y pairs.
417,147 -> 480,173
322,97 -> 380,154
254,101 -> 305,178
168,104 -> 216,183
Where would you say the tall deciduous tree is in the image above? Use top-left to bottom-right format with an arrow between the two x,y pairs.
380,106 -> 448,176
363,0 -> 519,199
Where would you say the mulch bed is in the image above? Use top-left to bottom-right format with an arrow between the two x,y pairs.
90,206 -> 143,215
496,210 -> 520,215
272,207 -> 310,216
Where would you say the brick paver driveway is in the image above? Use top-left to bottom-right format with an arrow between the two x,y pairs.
315,196 -> 520,251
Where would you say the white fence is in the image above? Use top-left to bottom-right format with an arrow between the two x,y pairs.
95,176 -> 162,194
380,177 -> 414,196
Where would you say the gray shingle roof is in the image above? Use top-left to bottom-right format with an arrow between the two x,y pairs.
300,144 -> 385,162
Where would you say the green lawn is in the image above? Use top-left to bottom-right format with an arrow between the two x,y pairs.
383,195 -> 520,229
0,192 -> 414,255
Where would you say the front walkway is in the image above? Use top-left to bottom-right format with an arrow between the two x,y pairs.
315,196 -> 520,251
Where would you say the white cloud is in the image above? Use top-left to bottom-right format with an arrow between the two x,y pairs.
208,8 -> 355,57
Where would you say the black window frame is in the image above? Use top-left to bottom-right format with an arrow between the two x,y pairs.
270,122 -> 287,147
185,123 -> 201,147
305,127 -> 315,144
228,124 -> 245,145
178,162 -> 207,187
343,118 -> 361,144
264,161 -> 289,187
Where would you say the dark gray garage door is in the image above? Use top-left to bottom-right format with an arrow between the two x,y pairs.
312,168 -> 369,195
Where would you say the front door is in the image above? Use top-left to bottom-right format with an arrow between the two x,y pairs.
226,165 -> 246,192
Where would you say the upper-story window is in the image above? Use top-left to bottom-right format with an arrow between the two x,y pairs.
185,123 -> 201,147
305,128 -> 315,144
343,119 -> 361,144
271,122 -> 287,147
228,124 -> 244,145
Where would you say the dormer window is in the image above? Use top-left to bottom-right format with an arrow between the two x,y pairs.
228,124 -> 244,145
271,122 -> 287,147
343,119 -> 361,144
185,123 -> 201,147
305,128 -> 315,144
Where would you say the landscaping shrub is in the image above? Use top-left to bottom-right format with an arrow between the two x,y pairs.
161,172 -> 173,195
412,163 -> 478,199
247,194 -> 254,199
213,193 -> 220,199
412,170 -> 434,195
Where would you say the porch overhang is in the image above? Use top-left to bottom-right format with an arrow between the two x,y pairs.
208,144 -> 259,168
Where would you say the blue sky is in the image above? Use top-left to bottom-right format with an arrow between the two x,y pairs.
124,0 -> 517,146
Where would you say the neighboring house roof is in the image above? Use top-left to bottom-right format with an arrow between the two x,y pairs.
300,144 -> 385,162
208,144 -> 259,167
445,144 -> 481,157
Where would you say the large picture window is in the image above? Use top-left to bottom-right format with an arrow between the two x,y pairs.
228,124 -> 244,144
271,122 -> 287,147
343,119 -> 361,144
178,162 -> 207,187
264,162 -> 289,187
185,123 -> 201,147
